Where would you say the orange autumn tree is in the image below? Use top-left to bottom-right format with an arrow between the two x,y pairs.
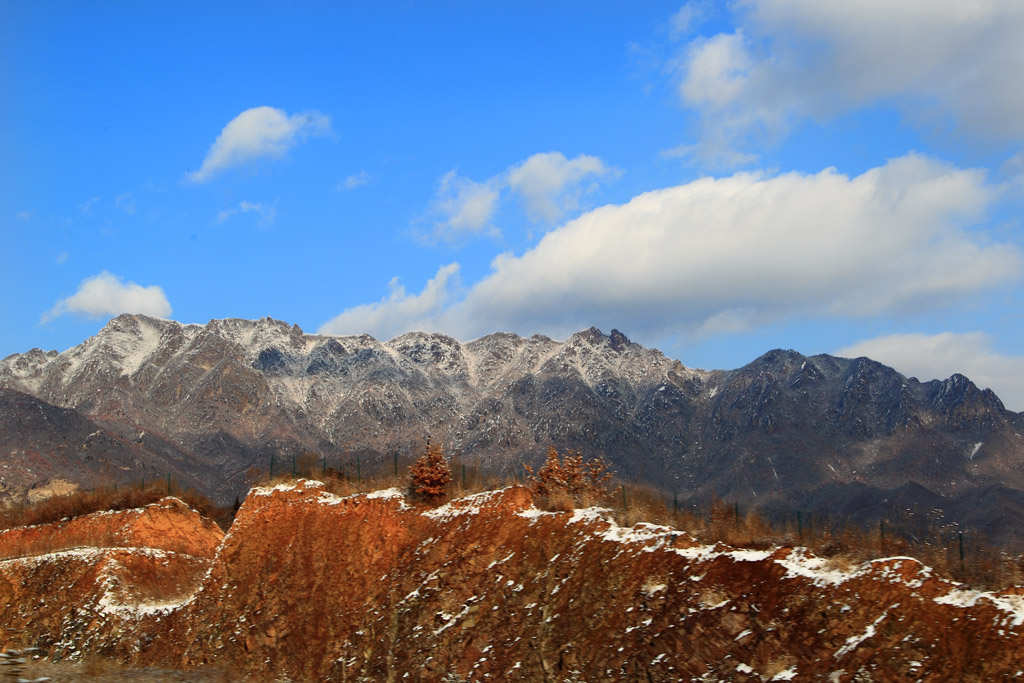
524,446 -> 613,506
408,441 -> 453,501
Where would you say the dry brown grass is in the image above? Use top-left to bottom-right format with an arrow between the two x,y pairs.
0,480 -> 235,533
601,484 -> 1024,591
245,453 -> 1024,591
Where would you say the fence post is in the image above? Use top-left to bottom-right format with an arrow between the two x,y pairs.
621,485 -> 627,509
357,457 -> 361,484
270,454 -> 275,479
797,510 -> 803,542
462,464 -> 467,490
394,452 -> 399,479
959,530 -> 965,572
673,493 -> 678,514
735,502 -> 740,531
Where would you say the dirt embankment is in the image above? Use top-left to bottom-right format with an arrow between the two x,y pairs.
0,496 -> 224,561
1,482 -> 1022,681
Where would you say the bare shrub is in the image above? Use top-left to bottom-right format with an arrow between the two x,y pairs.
524,447 -> 613,508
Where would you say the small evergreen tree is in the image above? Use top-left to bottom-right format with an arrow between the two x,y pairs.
409,442 -> 453,501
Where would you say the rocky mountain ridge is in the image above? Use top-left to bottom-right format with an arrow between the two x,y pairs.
3,314 -> 1024,546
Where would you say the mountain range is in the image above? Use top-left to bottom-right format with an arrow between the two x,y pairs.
2,314 -> 1023,547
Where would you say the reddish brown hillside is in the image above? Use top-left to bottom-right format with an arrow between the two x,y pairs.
0,482 -> 1022,681
0,496 -> 224,560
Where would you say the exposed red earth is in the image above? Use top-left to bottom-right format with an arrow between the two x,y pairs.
0,483 -> 1021,681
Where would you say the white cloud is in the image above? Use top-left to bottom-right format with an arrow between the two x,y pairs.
425,171 -> 501,242
115,193 -> 135,214
445,154 -> 1018,338
216,200 -> 276,225
673,0 -> 1024,164
836,332 -> 1024,411
506,152 -> 616,223
318,263 -> 460,340
186,106 -> 331,183
339,171 -> 371,190
420,151 -> 615,243
679,31 -> 751,109
43,271 -> 172,322
79,197 -> 100,213
15,210 -> 33,221
337,154 -> 1017,344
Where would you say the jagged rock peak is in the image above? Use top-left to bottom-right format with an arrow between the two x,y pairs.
746,348 -> 807,370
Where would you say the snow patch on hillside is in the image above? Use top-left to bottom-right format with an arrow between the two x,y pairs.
936,588 -> 1024,628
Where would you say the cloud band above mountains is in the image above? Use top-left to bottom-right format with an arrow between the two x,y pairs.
321,153 -> 1021,344
44,272 -> 172,322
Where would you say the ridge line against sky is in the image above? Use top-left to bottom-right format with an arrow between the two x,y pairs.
4,1 -> 1024,408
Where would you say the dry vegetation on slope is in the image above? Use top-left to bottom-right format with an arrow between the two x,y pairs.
0,477 -> 1021,681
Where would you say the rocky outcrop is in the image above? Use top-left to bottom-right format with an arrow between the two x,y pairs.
0,496 -> 224,561
0,484 -> 1021,681
0,497 -> 222,660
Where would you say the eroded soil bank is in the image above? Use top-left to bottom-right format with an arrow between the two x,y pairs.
0,483 -> 1021,681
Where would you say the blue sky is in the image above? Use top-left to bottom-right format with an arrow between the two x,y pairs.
5,2 -> 1024,407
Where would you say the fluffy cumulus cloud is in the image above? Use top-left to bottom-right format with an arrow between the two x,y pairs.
44,272 -> 172,322
186,106 -> 331,183
318,263 -> 460,340
836,332 -> 1024,411
506,152 -> 615,223
672,0 -> 1024,164
448,154 -> 1019,337
327,154 -> 1020,344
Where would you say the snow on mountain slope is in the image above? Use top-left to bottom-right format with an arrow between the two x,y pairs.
3,314 -> 1024,549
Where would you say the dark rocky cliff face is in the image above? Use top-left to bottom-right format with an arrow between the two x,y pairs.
3,314 -> 1024,547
